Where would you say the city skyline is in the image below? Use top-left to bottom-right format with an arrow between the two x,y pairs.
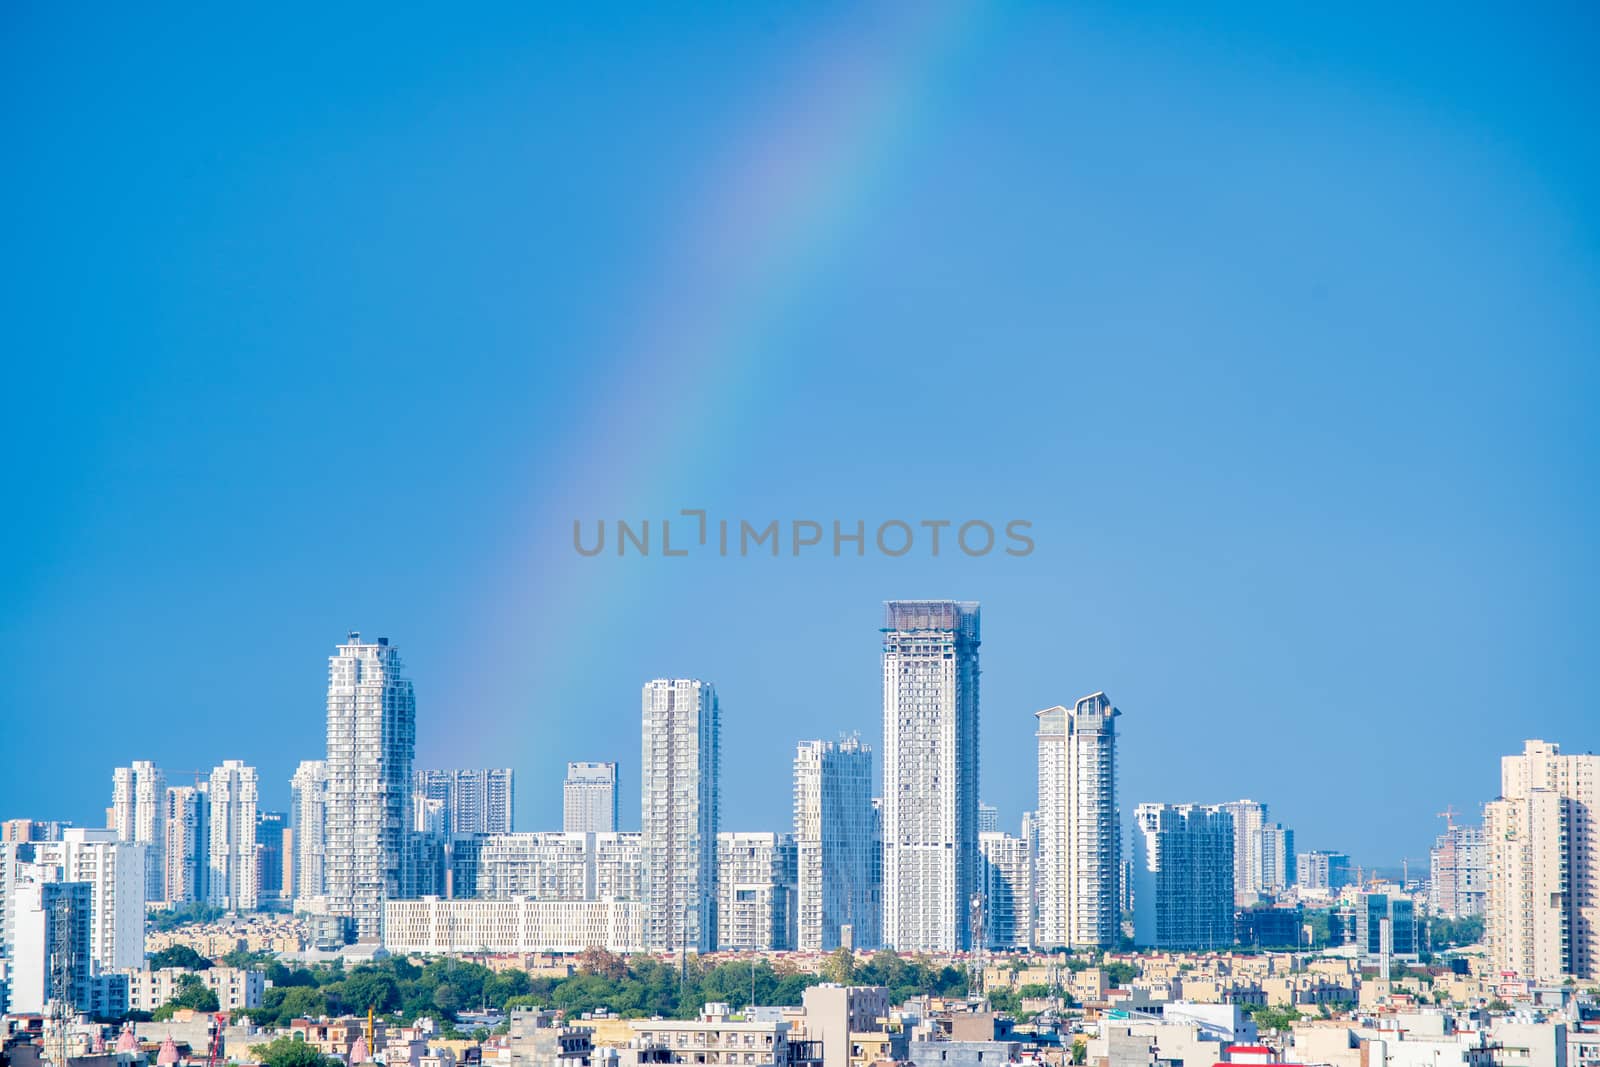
5,613 -> 1574,876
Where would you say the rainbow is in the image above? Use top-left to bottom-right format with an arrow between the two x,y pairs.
459,6 -> 989,777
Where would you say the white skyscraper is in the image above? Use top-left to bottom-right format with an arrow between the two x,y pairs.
1257,822 -> 1296,896
794,737 -> 877,951
1219,799 -> 1268,903
290,760 -> 329,904
325,633 -> 417,941
1132,803 -> 1235,951
1485,739 -> 1600,982
979,830 -> 1032,950
716,831 -> 796,952
880,600 -> 980,952
207,760 -> 259,910
163,785 -> 208,906
27,829 -> 146,971
415,768 -> 515,835
1430,822 -> 1486,919
564,762 -> 620,833
641,679 -> 719,953
1034,693 -> 1120,950
110,761 -> 166,905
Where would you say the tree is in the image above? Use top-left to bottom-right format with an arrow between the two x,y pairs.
153,973 -> 220,1018
251,1038 -> 337,1067
1252,1005 -> 1302,1033
147,945 -> 212,971
822,947 -> 856,985
432,984 -> 461,1014
986,989 -> 1020,1014
339,972 -> 401,1015
1017,983 -> 1052,999
577,947 -> 627,981
276,986 -> 329,1024
1102,962 -> 1137,988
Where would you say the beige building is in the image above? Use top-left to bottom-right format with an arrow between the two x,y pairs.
119,965 -> 265,1012
1485,739 -> 1600,982
626,1003 -> 814,1067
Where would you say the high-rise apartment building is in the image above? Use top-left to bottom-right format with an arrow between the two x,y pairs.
27,829 -> 146,971
163,785 -> 208,906
1257,823 -> 1296,896
1485,739 -> 1600,982
1132,803 -> 1234,951
6,876 -> 94,1015
2,820 -> 71,843
1354,890 -> 1418,960
1430,823 -> 1487,919
325,633 -> 418,941
641,679 -> 719,953
793,737 -> 877,951
564,762 -> 620,834
255,811 -> 288,903
979,830 -> 1032,950
289,760 -> 329,905
415,768 -> 514,835
1219,800 -> 1268,904
880,600 -> 980,952
475,831 -> 643,902
1034,693 -> 1120,949
716,831 -> 796,952
110,761 -> 166,906
978,803 -> 999,834
1296,850 -> 1352,892
207,761 -> 259,910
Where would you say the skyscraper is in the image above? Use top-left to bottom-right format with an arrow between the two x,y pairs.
110,761 -> 166,905
26,829 -> 145,970
1132,803 -> 1235,951
325,633 -> 417,941
1485,739 -> 1600,982
1034,693 -> 1120,949
207,760 -> 259,910
1295,850 -> 1352,892
289,760 -> 328,904
564,762 -> 620,834
715,831 -> 796,952
1257,823 -> 1296,896
1219,800 -> 1268,904
1430,823 -> 1486,919
881,600 -> 980,952
255,810 -> 288,903
979,830 -> 1032,950
415,768 -> 515,835
163,785 -> 208,906
640,679 -> 719,953
793,737 -> 877,951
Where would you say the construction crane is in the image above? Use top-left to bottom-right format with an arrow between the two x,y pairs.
1437,805 -> 1460,829
205,1013 -> 228,1067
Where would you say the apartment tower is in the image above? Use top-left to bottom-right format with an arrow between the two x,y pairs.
1035,693 -> 1120,949
1485,739 -> 1599,982
880,600 -> 980,952
793,736 -> 877,951
324,633 -> 418,941
640,679 -> 720,953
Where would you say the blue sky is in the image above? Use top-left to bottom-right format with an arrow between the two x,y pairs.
2,4 -> 1595,869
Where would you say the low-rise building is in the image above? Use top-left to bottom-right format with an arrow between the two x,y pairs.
626,1003 -> 819,1067
383,896 -> 644,954
118,966 -> 265,1013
